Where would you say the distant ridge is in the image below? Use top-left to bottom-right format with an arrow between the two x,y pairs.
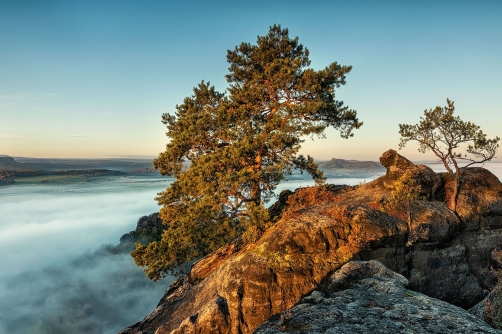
0,156 -> 155,172
318,158 -> 385,170
0,156 -> 31,171
0,156 -> 161,178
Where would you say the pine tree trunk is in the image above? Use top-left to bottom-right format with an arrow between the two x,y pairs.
250,182 -> 261,205
407,200 -> 413,242
408,203 -> 412,232
250,152 -> 263,204
451,172 -> 461,212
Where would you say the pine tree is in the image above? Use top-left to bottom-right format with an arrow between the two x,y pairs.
132,25 -> 362,280
382,169 -> 424,231
399,99 -> 499,210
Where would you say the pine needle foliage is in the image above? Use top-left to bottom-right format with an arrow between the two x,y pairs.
382,169 -> 424,230
132,25 -> 362,280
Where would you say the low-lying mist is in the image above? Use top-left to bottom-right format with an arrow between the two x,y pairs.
0,246 -> 174,334
0,176 -> 174,333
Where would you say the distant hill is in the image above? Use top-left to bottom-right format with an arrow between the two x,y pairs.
0,156 -> 155,172
0,156 -> 158,181
318,158 -> 384,171
0,156 -> 33,171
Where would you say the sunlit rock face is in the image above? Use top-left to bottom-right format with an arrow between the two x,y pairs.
255,260 -> 502,334
120,150 -> 502,334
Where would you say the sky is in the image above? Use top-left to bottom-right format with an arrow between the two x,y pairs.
1,0 -> 501,161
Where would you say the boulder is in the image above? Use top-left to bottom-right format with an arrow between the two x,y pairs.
455,168 -> 502,230
470,272 -> 502,331
255,261 -> 501,334
267,189 -> 293,221
408,200 -> 461,243
377,149 -> 442,199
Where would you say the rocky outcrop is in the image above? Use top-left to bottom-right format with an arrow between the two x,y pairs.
255,260 -> 501,334
120,203 -> 408,334
121,149 -> 502,333
455,167 -> 502,230
266,189 -> 293,221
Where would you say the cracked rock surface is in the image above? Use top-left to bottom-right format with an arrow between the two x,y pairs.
254,261 -> 501,334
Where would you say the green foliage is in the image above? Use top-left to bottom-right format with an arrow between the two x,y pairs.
398,99 -> 499,174
292,155 -> 326,185
382,170 -> 425,233
383,170 -> 424,213
133,25 -> 362,280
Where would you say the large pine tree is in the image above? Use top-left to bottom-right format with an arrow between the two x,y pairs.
132,25 -> 362,280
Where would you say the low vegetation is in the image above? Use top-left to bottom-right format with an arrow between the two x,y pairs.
381,170 -> 425,228
281,186 -> 339,220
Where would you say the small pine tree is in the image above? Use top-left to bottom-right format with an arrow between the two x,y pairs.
382,169 -> 424,231
398,99 -> 499,210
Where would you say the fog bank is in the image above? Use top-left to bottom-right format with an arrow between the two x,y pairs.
0,246 -> 173,334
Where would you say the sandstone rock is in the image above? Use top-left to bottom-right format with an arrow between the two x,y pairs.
470,251 -> 502,330
120,152 -> 502,333
407,236 -> 485,308
455,168 -> 502,229
267,189 -> 293,221
470,292 -> 498,329
188,241 -> 242,283
377,149 -> 441,199
119,203 -> 407,334
380,149 -> 415,172
408,200 -> 460,243
255,261 -> 501,334
416,163 -> 443,199
463,230 -> 502,290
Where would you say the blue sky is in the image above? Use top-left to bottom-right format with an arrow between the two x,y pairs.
1,0 -> 501,161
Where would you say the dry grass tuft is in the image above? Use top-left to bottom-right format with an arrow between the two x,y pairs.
282,186 -> 338,219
